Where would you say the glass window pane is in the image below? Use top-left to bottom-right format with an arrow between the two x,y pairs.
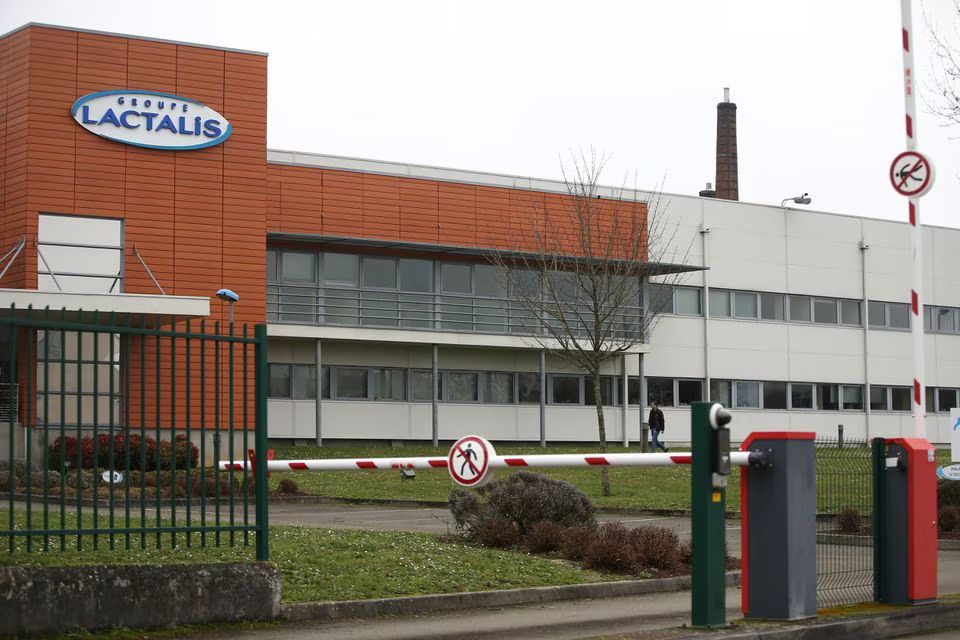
870,386 -> 888,411
791,383 -> 814,409
818,384 -> 839,410
268,364 -> 291,398
735,381 -> 760,408
709,290 -> 731,317
518,372 -> 541,403
410,370 -> 436,402
475,264 -> 505,297
763,381 -> 787,409
675,288 -> 702,315
937,307 -> 956,333
813,298 -> 838,324
362,257 -> 397,289
484,372 -> 514,404
399,259 -> 433,293
869,301 -> 886,327
325,253 -> 359,285
925,306 -> 935,331
789,295 -> 812,322
889,303 -> 910,329
760,293 -> 784,321
842,385 -> 864,410
710,379 -> 732,406
335,367 -> 368,399
447,372 -> 478,402
324,288 -> 359,325
282,251 -> 317,283
734,292 -> 758,318
585,376 -> 615,406
292,364 -> 316,399
891,387 -> 911,411
551,375 -> 581,404
677,379 -> 703,405
938,388 -> 957,413
646,377 -> 674,407
373,368 -> 406,401
840,300 -> 862,325
321,366 -> 330,399
927,387 -> 936,413
441,263 -> 472,294
267,250 -> 278,282
648,284 -> 674,315
627,377 -> 640,404
361,291 -> 399,327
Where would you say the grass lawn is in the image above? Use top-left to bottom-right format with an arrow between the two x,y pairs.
268,444 -> 957,512
0,509 -> 611,602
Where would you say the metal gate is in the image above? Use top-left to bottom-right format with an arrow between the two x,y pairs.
815,437 -> 874,608
1,306 -> 269,560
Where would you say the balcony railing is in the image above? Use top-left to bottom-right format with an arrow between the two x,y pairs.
267,284 -> 642,341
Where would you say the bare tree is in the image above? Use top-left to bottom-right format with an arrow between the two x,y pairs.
488,149 -> 691,496
925,0 -> 960,128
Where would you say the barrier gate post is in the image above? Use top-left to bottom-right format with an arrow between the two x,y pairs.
691,401 -> 732,628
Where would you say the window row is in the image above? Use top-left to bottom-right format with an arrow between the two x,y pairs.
268,364 -> 645,406
708,290 -> 864,326
648,377 -> 886,412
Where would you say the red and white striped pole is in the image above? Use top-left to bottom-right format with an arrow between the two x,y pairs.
901,0 -> 926,438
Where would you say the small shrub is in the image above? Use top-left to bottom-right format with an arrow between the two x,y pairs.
630,526 -> 681,571
581,523 -> 635,573
277,478 -> 300,495
678,540 -> 693,566
479,472 -> 595,534
560,523 -> 597,561
939,480 -> 960,509
475,517 -> 519,549
524,520 -> 565,553
47,434 -> 198,472
939,505 -> 960,532
837,507 -> 862,534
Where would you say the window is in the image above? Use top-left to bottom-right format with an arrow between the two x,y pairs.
870,387 -> 888,411
292,364 -> 316,399
280,251 -> 316,284
675,288 -> 702,315
791,383 -> 814,409
709,290 -> 731,317
627,377 -> 641,404
710,379 -> 732,407
410,370 -> 435,402
268,364 -> 291,398
938,388 -> 957,413
927,387 -> 936,413
818,384 -> 839,410
888,303 -> 910,329
647,377 -> 674,407
840,300 -> 862,326
868,301 -> 886,327
735,381 -> 760,408
842,385 -> 864,410
763,381 -> 788,409
760,293 -> 784,321
441,263 -> 472,294
734,291 -> 758,319
936,307 -> 956,333
585,376 -> 615,406
447,372 -> 479,402
324,253 -> 359,325
362,257 -> 397,289
789,295 -> 812,322
677,379 -> 703,405
891,387 -> 911,411
483,372 -> 514,404
813,298 -> 838,324
267,250 -> 278,282
324,253 -> 359,285
518,372 -> 541,403
551,375 -> 581,404
335,367 -> 368,399
475,264 -> 507,332
373,368 -> 406,401
399,259 -> 432,292
649,284 -> 674,315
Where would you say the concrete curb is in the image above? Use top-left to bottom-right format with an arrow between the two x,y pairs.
684,601 -> 960,639
283,571 -> 742,622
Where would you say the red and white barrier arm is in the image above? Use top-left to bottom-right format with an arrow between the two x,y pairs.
219,451 -> 755,472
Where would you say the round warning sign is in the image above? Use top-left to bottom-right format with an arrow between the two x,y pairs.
448,435 -> 496,487
890,150 -> 935,197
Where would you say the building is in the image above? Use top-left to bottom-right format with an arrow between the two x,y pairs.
0,23 -> 957,459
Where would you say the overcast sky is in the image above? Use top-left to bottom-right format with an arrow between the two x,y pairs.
4,1 -> 959,228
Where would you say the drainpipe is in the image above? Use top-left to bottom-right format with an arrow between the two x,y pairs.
861,239 -> 872,441
700,224 -> 711,399
315,339 -> 322,447
621,353 -> 629,447
539,349 -> 546,448
432,344 -> 439,447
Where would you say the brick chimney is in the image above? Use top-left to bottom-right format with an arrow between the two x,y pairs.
714,87 -> 739,201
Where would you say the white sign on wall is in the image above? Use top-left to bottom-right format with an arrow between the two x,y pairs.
71,90 -> 232,150
950,408 -> 960,462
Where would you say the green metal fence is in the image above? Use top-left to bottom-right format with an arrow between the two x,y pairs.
0,305 -> 269,560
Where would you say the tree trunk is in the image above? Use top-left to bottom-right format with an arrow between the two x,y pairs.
591,370 -> 612,496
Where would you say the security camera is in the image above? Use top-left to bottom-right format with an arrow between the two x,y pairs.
216,288 -> 239,303
709,403 -> 732,430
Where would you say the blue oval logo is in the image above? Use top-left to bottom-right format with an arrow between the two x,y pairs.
71,89 -> 232,151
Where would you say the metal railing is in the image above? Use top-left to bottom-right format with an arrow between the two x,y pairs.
1,306 -> 269,560
815,437 -> 874,608
267,284 -> 642,340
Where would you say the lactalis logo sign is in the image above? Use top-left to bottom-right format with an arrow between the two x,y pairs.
71,90 -> 232,150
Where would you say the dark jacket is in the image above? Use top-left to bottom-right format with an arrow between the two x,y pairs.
648,408 -> 665,431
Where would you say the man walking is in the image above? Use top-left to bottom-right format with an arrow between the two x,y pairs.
648,401 -> 668,452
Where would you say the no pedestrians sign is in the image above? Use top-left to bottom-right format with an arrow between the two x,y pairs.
448,435 -> 495,487
889,150 -> 935,197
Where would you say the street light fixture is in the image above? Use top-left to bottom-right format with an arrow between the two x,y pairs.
780,193 -> 812,206
216,288 -> 239,324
